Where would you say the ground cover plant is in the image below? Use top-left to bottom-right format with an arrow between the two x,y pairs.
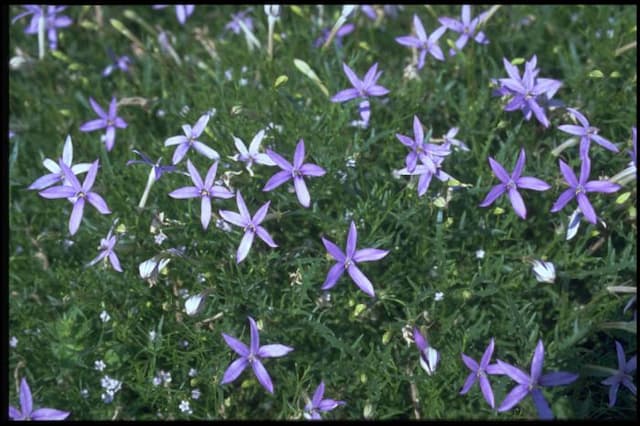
7,4 -> 637,420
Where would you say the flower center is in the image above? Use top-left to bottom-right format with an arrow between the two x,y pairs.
344,258 -> 353,269
505,180 -> 516,190
107,119 -> 114,127
292,168 -> 302,178
200,189 -> 210,197
245,223 -> 256,233
575,184 -> 585,195
77,191 -> 86,199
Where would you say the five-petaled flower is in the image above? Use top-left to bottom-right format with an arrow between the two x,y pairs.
479,148 -> 551,219
303,381 -> 346,420
230,129 -> 276,176
460,337 -> 502,408
321,220 -> 389,298
550,156 -> 621,224
331,62 -> 390,126
12,5 -> 72,50
413,327 -> 440,375
221,316 -> 293,394
601,340 -> 637,407
86,228 -> 123,272
395,15 -> 446,69
396,115 -> 450,173
496,55 -> 562,128
28,135 -> 92,191
558,108 -> 619,159
102,51 -> 132,77
164,113 -> 219,165
218,191 -> 278,263
169,160 -> 234,230
9,377 -> 70,420
497,339 -> 579,420
38,159 -> 111,235
152,5 -> 195,25
79,97 -> 128,152
438,5 -> 489,56
264,139 -> 326,208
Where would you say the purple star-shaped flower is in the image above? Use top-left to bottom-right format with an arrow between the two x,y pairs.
497,56 -> 562,128
413,327 -> 440,375
126,149 -> 177,181
314,23 -> 354,49
438,5 -> 489,56
558,108 -> 619,159
79,97 -> 128,152
331,62 -> 390,126
601,340 -> 637,407
218,191 -> 278,263
169,160 -> 234,230
396,155 -> 453,197
28,135 -> 92,190
459,337 -> 503,408
225,9 -> 253,35
497,340 -> 579,419
396,115 -> 450,173
321,221 -> 389,298
395,15 -> 446,69
443,127 -> 469,151
479,148 -> 551,219
152,5 -> 195,25
102,50 -> 132,77
221,316 -> 293,394
164,113 -> 219,165
303,381 -> 346,420
12,5 -> 72,50
9,377 -> 70,420
263,139 -> 326,208
38,159 -> 111,235
230,129 -> 276,174
86,228 -> 122,272
550,156 -> 621,224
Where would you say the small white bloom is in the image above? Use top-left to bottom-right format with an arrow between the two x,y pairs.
434,292 -> 444,302
152,376 -> 162,387
149,330 -> 158,342
419,346 -> 440,376
239,77 -> 248,86
156,109 -> 166,118
346,156 -> 357,168
179,400 -> 192,414
191,388 -> 201,400
154,232 -> 168,245
9,336 -> 18,348
100,310 -> 111,323
532,260 -> 556,283
101,391 -> 114,404
188,368 -> 198,377
475,249 -> 485,259
80,388 -> 89,398
94,360 -> 107,371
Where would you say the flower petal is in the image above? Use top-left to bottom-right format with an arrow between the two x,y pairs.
38,185 -> 76,199
89,97 -> 107,118
591,134 -> 619,152
169,186 -> 200,199
538,372 -> 579,387
496,360 -> 530,385
508,187 -> 527,219
108,252 -> 123,272
516,176 -> 551,191
193,142 -> 220,160
347,264 -> 375,297
251,359 -> 274,393
558,160 -> 578,187
237,230 -> 255,263
531,389 -> 553,420
28,173 -> 61,190
86,192 -> 111,214
293,139 -> 305,169
557,124 -> 585,137
459,372 -> 477,395
322,237 -> 346,262
218,210 -> 247,228
19,378 -> 32,416
550,188 -> 576,213
342,62 -> 362,91
488,157 -> 510,183
79,119 -> 106,132
31,408 -> 70,420
263,170 -> 292,192
479,375 -> 495,408
576,193 -> 597,224
331,88 -> 360,103
584,180 -> 621,194
300,163 -> 326,177
222,333 -> 249,357
256,226 -> 278,248
257,344 -> 293,358
530,340 -> 545,382
480,338 -> 496,369
353,248 -> 388,263
221,357 -> 249,384
479,184 -> 505,207
192,114 -> 210,137
497,384 -> 529,412
321,262 -> 345,290
164,135 -> 189,146
69,198 -> 85,235
294,177 -> 310,207
461,353 -> 479,372
200,197 -> 212,229
266,149 -> 293,171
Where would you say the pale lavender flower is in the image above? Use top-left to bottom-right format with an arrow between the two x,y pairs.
38,159 -> 111,235
12,5 -> 72,50
179,400 -> 192,414
460,337 -> 502,408
230,129 -> 276,175
10,336 -> 18,348
218,191 -> 278,263
102,50 -> 132,77
479,148 -> 551,219
153,5 -> 195,25
331,62 -> 390,126
9,377 -> 70,420
550,156 -> 621,224
438,5 -> 489,56
164,113 -> 219,165
558,108 -> 619,159
169,160 -> 234,230
126,149 -> 177,181
413,328 -> 439,375
396,155 -> 453,197
264,139 -> 326,208
496,55 -> 562,128
314,23 -> 354,48
443,127 -> 469,151
221,316 -> 293,394
601,340 -> 637,407
86,228 -> 122,272
225,9 -> 253,35
79,97 -> 128,152
360,5 -> 378,21
321,220 -> 389,298
303,381 -> 346,420
395,15 -> 446,69
396,115 -> 450,173
9,130 -> 16,139
28,135 -> 92,190
497,340 -> 579,420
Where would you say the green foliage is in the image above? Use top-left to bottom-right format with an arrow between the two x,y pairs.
9,5 -> 637,420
